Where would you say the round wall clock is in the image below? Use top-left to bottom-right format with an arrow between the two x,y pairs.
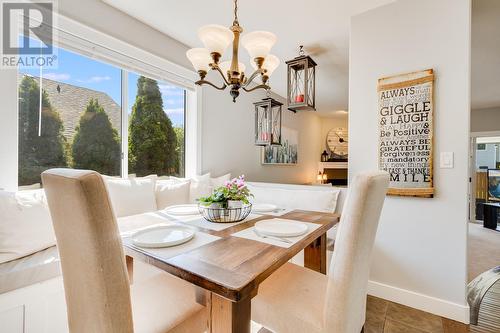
327,127 -> 348,159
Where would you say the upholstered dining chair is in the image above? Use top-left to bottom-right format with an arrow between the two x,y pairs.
252,171 -> 390,333
42,169 -> 207,333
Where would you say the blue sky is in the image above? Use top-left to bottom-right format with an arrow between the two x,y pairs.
20,44 -> 185,127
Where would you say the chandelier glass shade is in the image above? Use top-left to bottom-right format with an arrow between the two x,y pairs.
198,24 -> 233,55
250,54 -> 280,77
186,0 -> 279,102
241,31 -> 277,59
185,48 -> 211,72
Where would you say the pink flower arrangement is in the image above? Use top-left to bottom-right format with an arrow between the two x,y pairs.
225,175 -> 246,189
198,175 -> 253,207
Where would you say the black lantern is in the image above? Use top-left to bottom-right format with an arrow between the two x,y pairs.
254,97 -> 283,146
286,46 -> 317,112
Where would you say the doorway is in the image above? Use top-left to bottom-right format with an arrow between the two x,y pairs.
469,132 -> 500,223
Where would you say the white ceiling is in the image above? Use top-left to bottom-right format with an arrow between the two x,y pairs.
102,0 -> 394,113
472,0 -> 500,110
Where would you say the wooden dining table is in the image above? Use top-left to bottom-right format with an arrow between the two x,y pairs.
123,209 -> 339,333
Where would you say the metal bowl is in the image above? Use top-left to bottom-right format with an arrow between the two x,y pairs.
198,203 -> 252,223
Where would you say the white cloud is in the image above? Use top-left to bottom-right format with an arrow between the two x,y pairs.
77,76 -> 112,83
159,84 -> 184,96
164,108 -> 184,116
43,73 -> 70,81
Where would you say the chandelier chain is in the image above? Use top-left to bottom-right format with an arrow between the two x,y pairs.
233,0 -> 239,26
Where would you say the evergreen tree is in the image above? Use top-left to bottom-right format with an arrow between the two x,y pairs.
71,98 -> 121,175
128,76 -> 177,176
18,75 -> 67,185
173,127 -> 184,176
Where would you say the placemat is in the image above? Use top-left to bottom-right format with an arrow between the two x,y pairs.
252,207 -> 294,217
122,228 -> 220,260
231,219 -> 320,248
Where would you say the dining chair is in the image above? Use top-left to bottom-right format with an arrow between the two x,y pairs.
41,169 -> 207,333
251,171 -> 390,333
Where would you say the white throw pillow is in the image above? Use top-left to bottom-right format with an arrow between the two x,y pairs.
155,180 -> 191,209
104,177 -> 157,217
172,173 -> 211,203
171,173 -> 218,203
211,173 -> 231,188
0,189 -> 56,264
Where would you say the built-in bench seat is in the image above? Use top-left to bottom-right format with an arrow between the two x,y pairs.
0,246 -> 60,295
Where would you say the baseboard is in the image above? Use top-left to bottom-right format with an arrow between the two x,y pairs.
367,280 -> 470,324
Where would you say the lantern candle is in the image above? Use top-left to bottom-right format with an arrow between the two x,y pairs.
294,94 -> 304,103
254,97 -> 283,146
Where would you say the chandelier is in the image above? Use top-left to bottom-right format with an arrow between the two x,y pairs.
186,0 -> 280,102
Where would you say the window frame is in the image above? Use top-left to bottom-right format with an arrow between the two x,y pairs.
11,12 -> 201,188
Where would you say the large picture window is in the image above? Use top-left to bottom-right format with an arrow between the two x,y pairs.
17,41 -> 187,188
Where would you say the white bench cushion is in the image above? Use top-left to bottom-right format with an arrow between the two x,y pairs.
0,246 -> 60,294
247,182 -> 340,213
0,189 -> 56,264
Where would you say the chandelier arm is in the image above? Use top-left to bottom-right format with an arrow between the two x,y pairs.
212,66 -> 231,86
242,84 -> 270,93
243,69 -> 265,87
196,79 -> 227,91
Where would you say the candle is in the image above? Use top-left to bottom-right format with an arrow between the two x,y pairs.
295,94 -> 304,103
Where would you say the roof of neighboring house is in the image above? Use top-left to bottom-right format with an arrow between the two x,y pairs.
20,74 -> 121,140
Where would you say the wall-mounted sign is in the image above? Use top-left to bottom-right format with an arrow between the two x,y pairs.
378,69 -> 434,198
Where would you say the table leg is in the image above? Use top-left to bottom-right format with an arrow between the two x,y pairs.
211,293 -> 251,333
126,255 -> 134,284
304,233 -> 327,274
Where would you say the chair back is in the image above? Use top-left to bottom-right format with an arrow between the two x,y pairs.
42,169 -> 133,333
324,171 -> 389,333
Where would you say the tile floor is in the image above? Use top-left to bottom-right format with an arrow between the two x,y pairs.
365,296 -> 467,333
254,295 -> 468,333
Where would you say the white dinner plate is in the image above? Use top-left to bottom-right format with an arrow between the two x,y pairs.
252,203 -> 278,213
132,225 -> 195,248
254,219 -> 308,237
164,204 -> 199,216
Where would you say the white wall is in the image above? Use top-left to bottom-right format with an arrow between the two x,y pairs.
350,0 -> 471,322
471,107 -> 500,132
201,85 -> 322,184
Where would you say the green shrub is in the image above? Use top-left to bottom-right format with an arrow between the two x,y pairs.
71,98 -> 121,175
18,76 -> 67,186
